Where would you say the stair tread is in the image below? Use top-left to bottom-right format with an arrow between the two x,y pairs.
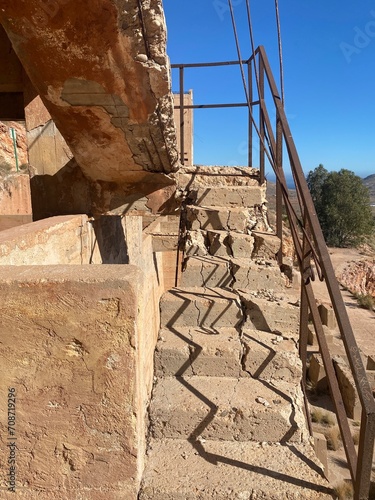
140,438 -> 333,499
149,376 -> 307,443
155,327 -> 243,377
157,326 -> 241,351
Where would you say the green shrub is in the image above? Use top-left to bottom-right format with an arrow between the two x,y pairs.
355,294 -> 374,311
325,425 -> 341,451
334,480 -> 353,499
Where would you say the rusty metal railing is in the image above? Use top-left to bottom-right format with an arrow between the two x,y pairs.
173,47 -> 375,499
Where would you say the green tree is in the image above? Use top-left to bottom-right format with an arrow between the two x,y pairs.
306,164 -> 329,221
306,167 -> 374,247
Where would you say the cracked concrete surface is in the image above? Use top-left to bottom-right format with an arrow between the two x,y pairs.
160,288 -> 243,330
149,376 -> 305,443
141,438 -> 334,499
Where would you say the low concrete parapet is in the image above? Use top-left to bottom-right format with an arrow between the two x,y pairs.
333,355 -> 361,420
0,215 -> 92,265
308,353 -> 328,393
0,266 -> 144,498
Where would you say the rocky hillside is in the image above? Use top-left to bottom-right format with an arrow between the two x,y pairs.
0,121 -> 28,172
338,259 -> 375,299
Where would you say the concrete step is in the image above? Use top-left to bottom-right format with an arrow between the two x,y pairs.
186,205 -> 269,233
206,230 -> 232,257
160,287 -> 243,330
140,439 -> 333,499
252,231 -> 282,259
242,328 -> 302,384
185,229 -> 282,261
184,230 -> 208,257
155,327 -> 243,378
149,376 -> 307,443
239,292 -> 300,336
176,165 -> 262,189
180,256 -> 233,288
232,259 -> 287,291
180,255 -> 287,291
191,185 -> 265,208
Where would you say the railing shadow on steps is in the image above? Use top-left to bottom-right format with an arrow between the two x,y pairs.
173,46 -> 375,499
162,288 -> 333,496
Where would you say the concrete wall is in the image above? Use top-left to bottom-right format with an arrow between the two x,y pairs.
0,173 -> 32,231
0,213 -> 170,498
0,265 -> 142,499
0,215 -> 91,265
25,87 -> 73,177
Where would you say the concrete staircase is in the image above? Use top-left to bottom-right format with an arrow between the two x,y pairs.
139,168 -> 333,499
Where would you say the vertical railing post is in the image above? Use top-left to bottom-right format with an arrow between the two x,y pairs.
275,113 -> 283,266
248,59 -> 253,168
355,410 -> 375,499
179,66 -> 185,165
258,53 -> 265,184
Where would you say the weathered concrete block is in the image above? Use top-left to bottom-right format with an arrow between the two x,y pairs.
0,215 -> 92,265
228,232 -> 254,259
193,186 -> 265,208
318,303 -> 337,329
307,325 -> 334,347
150,376 -> 306,443
367,355 -> 375,371
366,371 -> 375,393
0,173 -> 32,231
160,287 -> 242,329
144,216 -> 179,252
176,165 -> 261,190
313,432 -> 329,478
151,234 -> 179,252
252,231 -> 281,259
232,260 -> 286,292
180,256 -> 233,288
1,0 -> 179,187
308,354 -> 328,392
0,265 -> 143,498
239,293 -> 300,335
207,230 -> 231,257
187,205 -> 270,234
186,205 -> 249,232
242,329 -> 302,384
155,327 -> 242,378
333,356 -> 361,420
184,230 -> 208,256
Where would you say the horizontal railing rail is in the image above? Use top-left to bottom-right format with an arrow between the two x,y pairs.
173,47 -> 375,499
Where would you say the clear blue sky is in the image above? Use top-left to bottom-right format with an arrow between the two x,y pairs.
163,0 -> 375,180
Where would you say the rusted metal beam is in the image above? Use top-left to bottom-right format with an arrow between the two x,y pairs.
179,66 -> 185,165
